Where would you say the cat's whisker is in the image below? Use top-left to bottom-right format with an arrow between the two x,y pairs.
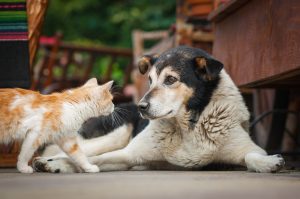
115,107 -> 130,117
111,111 -> 117,126
113,111 -> 122,126
113,110 -> 125,125
110,112 -> 114,126
115,109 -> 125,126
110,85 -> 123,97
114,111 -> 122,126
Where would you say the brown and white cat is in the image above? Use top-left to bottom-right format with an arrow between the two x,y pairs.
0,78 -> 114,173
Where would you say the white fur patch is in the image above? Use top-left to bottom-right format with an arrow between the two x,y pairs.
245,153 -> 285,172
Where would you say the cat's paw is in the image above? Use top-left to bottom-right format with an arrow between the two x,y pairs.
17,164 -> 34,174
83,164 -> 100,173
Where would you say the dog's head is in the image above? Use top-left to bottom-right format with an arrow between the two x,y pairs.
137,46 -> 223,120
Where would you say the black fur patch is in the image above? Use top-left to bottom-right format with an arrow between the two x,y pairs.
79,103 -> 148,139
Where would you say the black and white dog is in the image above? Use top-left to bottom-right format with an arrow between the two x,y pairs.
33,46 -> 284,173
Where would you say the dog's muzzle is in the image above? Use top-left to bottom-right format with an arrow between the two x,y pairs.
138,101 -> 150,117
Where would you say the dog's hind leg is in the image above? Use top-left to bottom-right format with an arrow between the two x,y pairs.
216,126 -> 285,173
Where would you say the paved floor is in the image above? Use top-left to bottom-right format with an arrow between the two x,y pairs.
0,169 -> 300,199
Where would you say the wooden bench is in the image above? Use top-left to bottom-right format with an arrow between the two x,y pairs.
209,0 -> 300,152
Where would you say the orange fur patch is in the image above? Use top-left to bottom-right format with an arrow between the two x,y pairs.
0,89 -> 27,141
68,143 -> 79,154
195,57 -> 207,69
0,82 -> 113,145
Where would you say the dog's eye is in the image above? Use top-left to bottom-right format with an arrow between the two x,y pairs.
164,76 -> 178,85
149,76 -> 152,85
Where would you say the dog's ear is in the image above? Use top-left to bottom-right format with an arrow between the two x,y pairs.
194,57 -> 223,81
138,54 -> 159,74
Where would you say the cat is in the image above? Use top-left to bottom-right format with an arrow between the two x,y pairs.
0,78 -> 114,173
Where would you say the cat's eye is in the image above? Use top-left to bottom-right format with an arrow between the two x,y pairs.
164,75 -> 178,85
149,76 -> 152,85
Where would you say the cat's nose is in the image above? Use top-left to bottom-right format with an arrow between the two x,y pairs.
138,101 -> 150,112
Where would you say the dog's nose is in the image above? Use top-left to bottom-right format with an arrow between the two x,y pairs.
138,101 -> 150,112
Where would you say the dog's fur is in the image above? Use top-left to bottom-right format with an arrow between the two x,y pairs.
33,46 -> 284,173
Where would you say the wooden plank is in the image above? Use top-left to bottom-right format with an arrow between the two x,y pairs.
82,54 -> 96,82
212,0 -> 300,87
103,57 -> 116,82
208,0 -> 249,22
0,142 -> 19,168
190,4 -> 213,16
59,50 -> 74,90
41,42 -> 132,57
140,30 -> 168,40
186,0 -> 212,5
241,68 -> 300,88
0,154 -> 17,167
123,61 -> 133,86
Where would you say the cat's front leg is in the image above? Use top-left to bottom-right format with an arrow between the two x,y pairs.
17,131 -> 40,173
56,136 -> 99,173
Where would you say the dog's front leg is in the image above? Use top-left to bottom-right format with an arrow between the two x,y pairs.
217,126 -> 285,172
89,131 -> 164,171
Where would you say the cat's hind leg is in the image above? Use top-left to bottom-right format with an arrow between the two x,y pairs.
56,136 -> 99,173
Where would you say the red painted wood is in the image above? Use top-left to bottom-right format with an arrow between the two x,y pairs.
212,0 -> 300,87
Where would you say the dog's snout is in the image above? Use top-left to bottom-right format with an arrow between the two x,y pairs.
138,101 -> 150,112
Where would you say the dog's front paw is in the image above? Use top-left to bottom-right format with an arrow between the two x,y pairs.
256,154 -> 285,173
83,164 -> 100,173
268,154 -> 285,172
245,153 -> 285,173
32,157 -> 79,173
17,164 -> 34,174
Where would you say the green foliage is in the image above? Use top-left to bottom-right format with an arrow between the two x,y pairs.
43,0 -> 176,48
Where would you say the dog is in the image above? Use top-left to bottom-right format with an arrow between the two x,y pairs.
33,46 -> 284,173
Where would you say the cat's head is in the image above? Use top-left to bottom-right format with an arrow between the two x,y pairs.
67,78 -> 115,116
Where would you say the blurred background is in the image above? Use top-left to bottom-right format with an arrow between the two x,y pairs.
43,0 -> 175,48
0,0 -> 300,171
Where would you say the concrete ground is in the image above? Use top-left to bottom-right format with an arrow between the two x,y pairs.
0,169 -> 300,199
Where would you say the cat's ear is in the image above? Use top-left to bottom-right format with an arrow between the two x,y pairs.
102,80 -> 114,90
83,78 -> 98,87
